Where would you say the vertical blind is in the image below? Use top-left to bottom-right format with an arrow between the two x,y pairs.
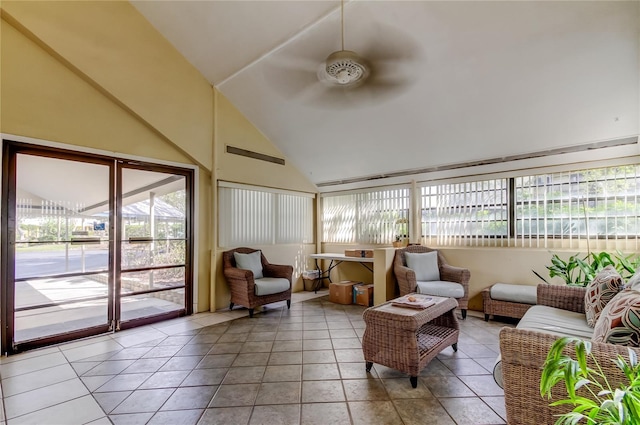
420,179 -> 508,247
218,183 -> 314,247
515,165 -> 640,250
322,187 -> 410,244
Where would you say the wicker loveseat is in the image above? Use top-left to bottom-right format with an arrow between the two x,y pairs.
499,284 -> 640,424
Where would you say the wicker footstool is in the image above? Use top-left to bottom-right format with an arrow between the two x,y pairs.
482,283 -> 537,321
362,295 -> 459,388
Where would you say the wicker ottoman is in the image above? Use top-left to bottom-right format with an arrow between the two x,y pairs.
483,283 -> 537,321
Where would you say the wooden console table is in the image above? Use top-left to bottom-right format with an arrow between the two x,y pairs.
362,295 -> 459,388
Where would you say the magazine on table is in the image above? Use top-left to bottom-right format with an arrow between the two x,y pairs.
392,294 -> 435,309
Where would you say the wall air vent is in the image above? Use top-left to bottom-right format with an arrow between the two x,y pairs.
226,146 -> 285,166
316,136 -> 639,187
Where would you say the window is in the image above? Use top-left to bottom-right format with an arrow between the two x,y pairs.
322,187 -> 409,244
515,165 -> 639,247
218,182 -> 314,246
420,179 -> 508,247
320,163 -> 638,249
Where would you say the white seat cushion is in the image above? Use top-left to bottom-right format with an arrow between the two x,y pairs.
417,281 -> 464,298
490,283 -> 537,305
254,277 -> 289,296
518,305 -> 593,339
493,305 -> 593,389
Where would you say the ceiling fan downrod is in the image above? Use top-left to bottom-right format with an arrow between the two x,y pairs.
324,0 -> 369,86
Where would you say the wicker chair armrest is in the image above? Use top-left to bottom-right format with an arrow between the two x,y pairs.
263,263 -> 293,281
440,264 -> 470,285
482,287 -> 491,300
224,267 -> 254,281
537,284 -> 586,313
223,267 -> 255,293
499,327 -> 637,424
394,265 -> 417,296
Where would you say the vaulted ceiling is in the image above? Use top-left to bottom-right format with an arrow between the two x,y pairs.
131,1 -> 639,189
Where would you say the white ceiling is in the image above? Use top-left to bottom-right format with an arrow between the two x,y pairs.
132,1 -> 640,188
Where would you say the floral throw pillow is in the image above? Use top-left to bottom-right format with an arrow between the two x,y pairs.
584,265 -> 624,327
592,289 -> 640,346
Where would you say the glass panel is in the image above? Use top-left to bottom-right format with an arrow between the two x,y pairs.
16,155 -> 111,279
120,288 -> 185,322
16,241 -> 109,279
121,169 -> 186,240
13,154 -> 111,345
14,276 -> 109,343
122,240 -> 185,270
121,268 -> 185,294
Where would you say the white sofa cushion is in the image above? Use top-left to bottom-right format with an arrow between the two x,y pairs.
493,305 -> 592,389
517,305 -> 593,339
405,251 -> 440,281
417,281 -> 464,298
254,277 -> 289,296
490,283 -> 537,305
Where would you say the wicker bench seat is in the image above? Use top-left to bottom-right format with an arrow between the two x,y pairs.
482,283 -> 537,321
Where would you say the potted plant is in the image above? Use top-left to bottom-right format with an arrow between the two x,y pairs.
534,251 -> 640,287
540,336 -> 640,424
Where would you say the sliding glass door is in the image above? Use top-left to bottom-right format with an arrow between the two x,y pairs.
116,164 -> 192,330
1,141 -> 193,354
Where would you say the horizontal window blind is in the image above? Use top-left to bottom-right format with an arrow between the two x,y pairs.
218,183 -> 313,247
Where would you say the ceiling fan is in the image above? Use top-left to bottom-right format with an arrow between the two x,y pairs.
263,0 -> 419,108
318,0 -> 369,88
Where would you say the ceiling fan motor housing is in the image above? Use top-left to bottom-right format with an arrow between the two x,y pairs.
325,50 -> 369,86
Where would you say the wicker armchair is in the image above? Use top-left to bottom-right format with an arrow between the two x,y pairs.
393,245 -> 470,318
500,284 -> 640,424
222,247 -> 293,318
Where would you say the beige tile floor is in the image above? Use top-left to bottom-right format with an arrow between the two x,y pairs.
0,290 -> 513,425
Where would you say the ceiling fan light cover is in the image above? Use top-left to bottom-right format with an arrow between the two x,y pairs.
324,50 -> 369,86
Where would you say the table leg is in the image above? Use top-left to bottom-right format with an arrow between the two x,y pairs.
410,376 -> 418,388
452,343 -> 458,352
365,362 -> 373,372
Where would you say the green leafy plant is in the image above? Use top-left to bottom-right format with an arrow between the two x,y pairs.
540,336 -> 640,425
534,251 -> 639,287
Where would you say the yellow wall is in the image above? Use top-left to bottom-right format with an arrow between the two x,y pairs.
214,91 -> 317,194
1,0 -> 213,170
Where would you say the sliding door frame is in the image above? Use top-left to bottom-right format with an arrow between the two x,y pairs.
1,139 -> 195,354
115,159 -> 194,331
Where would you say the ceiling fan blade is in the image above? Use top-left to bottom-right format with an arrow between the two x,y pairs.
262,57 -> 320,99
359,22 -> 421,63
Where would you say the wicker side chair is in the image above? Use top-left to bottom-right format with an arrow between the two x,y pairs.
222,247 -> 293,318
393,245 -> 470,319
